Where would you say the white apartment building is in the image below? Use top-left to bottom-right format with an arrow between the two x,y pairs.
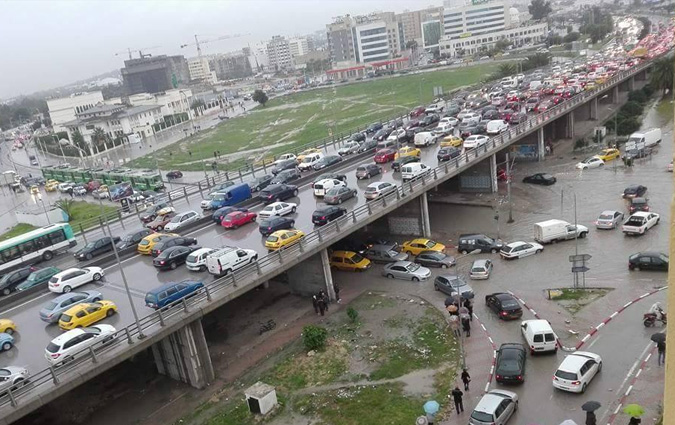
439,22 -> 548,56
47,91 -> 105,132
442,0 -> 512,41
355,21 -> 391,63
246,42 -> 270,72
266,36 -> 294,71
127,89 -> 193,118
188,57 -> 218,84
289,38 -> 310,58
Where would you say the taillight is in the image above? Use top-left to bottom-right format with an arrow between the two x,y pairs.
517,375 -> 523,381
496,374 -> 502,380
572,381 -> 581,385
321,216 -> 326,220
51,353 -> 60,358
160,261 -> 165,265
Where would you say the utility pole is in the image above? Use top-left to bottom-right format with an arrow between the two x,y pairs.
506,153 -> 514,223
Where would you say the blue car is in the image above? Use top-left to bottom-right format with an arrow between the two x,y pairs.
0,333 -> 14,351
212,206 -> 248,224
144,280 -> 204,309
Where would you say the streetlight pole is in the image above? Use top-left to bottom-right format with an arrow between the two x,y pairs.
505,153 -> 514,223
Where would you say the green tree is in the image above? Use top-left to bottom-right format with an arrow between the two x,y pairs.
252,89 -> 269,107
71,129 -> 88,153
649,57 -> 674,96
91,127 -> 108,153
494,39 -> 512,52
302,325 -> 328,351
529,0 -> 553,20
619,101 -> 643,116
55,198 -> 75,220
563,32 -> 580,43
522,53 -> 551,71
495,63 -> 516,78
547,34 -> 563,46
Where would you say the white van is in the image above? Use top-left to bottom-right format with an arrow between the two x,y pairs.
401,162 -> 430,181
376,139 -> 397,150
298,152 -> 324,171
521,319 -> 558,354
529,80 -> 543,90
414,132 -> 436,147
206,246 -> 258,277
627,128 -> 661,149
486,120 -> 508,135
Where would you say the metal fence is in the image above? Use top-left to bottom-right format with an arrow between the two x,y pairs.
0,59 -> 654,419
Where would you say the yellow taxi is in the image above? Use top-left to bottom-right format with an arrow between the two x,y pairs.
595,148 -> 620,162
296,148 -> 321,163
99,184 -> 109,193
441,135 -> 463,148
30,185 -> 39,195
394,146 -> 421,160
0,319 -> 17,335
401,238 -> 446,256
329,250 -> 372,272
45,180 -> 59,192
265,229 -> 305,251
584,82 -> 597,91
58,301 -> 117,330
137,233 -> 178,255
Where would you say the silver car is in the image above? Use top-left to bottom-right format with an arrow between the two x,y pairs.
382,261 -> 431,281
0,366 -> 30,393
433,274 -> 474,299
39,290 -> 103,323
469,389 -> 518,425
469,259 -> 493,280
596,210 -> 624,229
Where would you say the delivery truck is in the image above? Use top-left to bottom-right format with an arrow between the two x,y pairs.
534,219 -> 589,244
626,128 -> 661,150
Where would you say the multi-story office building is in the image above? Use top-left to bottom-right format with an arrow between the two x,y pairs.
422,19 -> 443,49
266,36 -> 294,71
208,52 -> 253,80
120,55 -> 190,95
326,16 -> 356,64
289,38 -> 310,58
244,44 -> 270,73
396,7 -> 444,47
47,91 -> 105,132
188,57 -> 218,84
327,13 -> 404,66
442,0 -> 512,41
126,89 -> 193,119
439,21 -> 548,56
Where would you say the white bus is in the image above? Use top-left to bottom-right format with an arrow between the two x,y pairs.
0,223 -> 77,273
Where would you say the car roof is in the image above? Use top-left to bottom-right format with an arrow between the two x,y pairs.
191,248 -> 215,256
472,259 -> 490,267
631,211 -> 651,217
600,210 -> 619,215
50,328 -> 86,344
507,241 -> 528,247
493,292 -> 515,301
54,268 -> 85,277
558,352 -> 598,372
390,261 -> 412,267
474,391 -> 514,413
148,280 -> 200,294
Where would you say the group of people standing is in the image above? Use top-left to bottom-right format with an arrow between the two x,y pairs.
311,284 -> 341,316
446,296 -> 473,338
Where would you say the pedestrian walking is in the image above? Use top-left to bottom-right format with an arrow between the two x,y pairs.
319,290 -> 329,313
585,411 -> 597,425
628,417 -> 641,425
312,294 -> 319,315
451,387 -> 464,414
461,369 -> 471,391
463,298 -> 473,321
449,315 -> 461,338
461,316 -> 471,337
317,294 -> 326,316
333,283 -> 341,303
657,340 -> 666,365
426,412 -> 436,425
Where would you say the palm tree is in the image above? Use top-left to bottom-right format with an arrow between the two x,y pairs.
91,127 -> 108,154
497,63 -> 517,78
650,57 -> 674,96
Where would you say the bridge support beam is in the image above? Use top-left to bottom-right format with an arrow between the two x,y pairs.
628,76 -> 635,91
537,127 -> 545,161
611,85 -> 620,103
152,318 -> 214,389
420,192 -> 431,238
489,154 -> 498,193
590,97 -> 598,120
566,112 -> 575,139
286,249 -> 335,300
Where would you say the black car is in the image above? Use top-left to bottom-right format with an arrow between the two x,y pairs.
150,236 -> 198,257
0,266 -> 33,296
212,206 -> 248,223
166,170 -> 183,179
437,147 -> 461,162
475,121 -> 488,134
366,122 -> 383,133
481,109 -> 500,120
509,112 -> 528,125
444,105 -> 461,117
522,173 -> 556,186
153,245 -> 200,270
628,252 -> 668,271
312,173 -> 347,187
332,239 -> 369,255
460,124 -> 479,139
373,127 -> 394,141
313,154 -> 343,171
258,184 -> 298,204
270,168 -> 301,185
623,184 -> 647,199
405,119 -> 421,130
420,114 -> 440,127
271,159 -> 298,175
495,343 -> 527,384
117,229 -> 153,250
312,206 -> 347,226
74,236 -> 121,261
485,292 -> 523,320
415,251 -> 455,268
350,132 -> 366,143
392,155 -> 419,171
250,175 -> 274,192
140,202 -> 172,223
358,139 -> 378,153
259,216 -> 295,236
629,197 -> 649,214
355,164 -> 382,179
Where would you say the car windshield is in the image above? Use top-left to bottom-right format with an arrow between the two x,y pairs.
350,254 -> 365,263
267,236 -> 279,242
470,411 -> 494,422
84,242 -> 96,249
46,342 -> 60,353
44,301 -> 59,310
599,214 -> 614,220
302,157 -> 313,163
555,370 -> 578,380
60,314 -> 72,322
660,254 -> 669,262
626,217 -> 645,226
405,263 -> 420,272
471,267 -> 485,273
170,216 -> 182,223
501,300 -> 519,308
425,241 -> 437,248
365,187 -> 377,193
326,188 -> 341,195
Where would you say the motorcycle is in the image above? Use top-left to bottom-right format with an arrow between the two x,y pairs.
643,312 -> 667,327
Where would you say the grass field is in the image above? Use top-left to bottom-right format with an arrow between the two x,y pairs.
0,223 -> 37,241
128,62 -> 504,171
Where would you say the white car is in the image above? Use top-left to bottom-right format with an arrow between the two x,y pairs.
499,241 -> 543,259
200,192 -> 220,209
457,109 -> 475,120
433,122 -> 453,136
463,135 -> 489,150
461,113 -> 481,125
622,212 -> 660,235
72,186 -> 87,196
595,210 -> 624,229
575,156 -> 604,169
313,179 -> 345,197
469,389 -> 518,425
552,351 -> 602,393
258,202 -> 297,217
486,120 -> 509,135
364,181 -> 397,200
0,366 -> 30,392
338,141 -> 360,156
164,210 -> 200,232
273,153 -> 296,165
185,247 -> 217,272
45,325 -> 116,366
387,128 -> 406,141
48,267 -> 105,293
439,116 -> 459,127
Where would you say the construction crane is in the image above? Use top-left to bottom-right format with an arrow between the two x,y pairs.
114,46 -> 161,60
180,34 -> 250,58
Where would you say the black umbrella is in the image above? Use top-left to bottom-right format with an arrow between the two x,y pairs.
650,332 -> 666,343
582,401 -> 602,412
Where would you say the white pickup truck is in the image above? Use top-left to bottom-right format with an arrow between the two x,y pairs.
622,212 -> 660,235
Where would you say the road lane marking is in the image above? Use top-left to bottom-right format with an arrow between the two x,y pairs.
625,385 -> 633,396
587,335 -> 601,349
1,291 -> 52,314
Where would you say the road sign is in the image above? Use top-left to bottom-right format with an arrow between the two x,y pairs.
569,254 -> 592,262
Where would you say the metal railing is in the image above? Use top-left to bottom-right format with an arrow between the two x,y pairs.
0,57 -> 656,420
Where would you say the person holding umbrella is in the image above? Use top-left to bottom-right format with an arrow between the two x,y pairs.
623,404 -> 644,425
650,332 -> 667,366
581,401 -> 601,425
423,400 -> 439,424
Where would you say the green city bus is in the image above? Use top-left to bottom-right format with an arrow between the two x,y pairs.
0,223 -> 77,274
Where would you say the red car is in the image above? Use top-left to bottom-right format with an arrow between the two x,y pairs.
505,101 -> 520,110
550,96 -> 563,105
85,180 -> 101,192
146,212 -> 176,231
409,106 -> 425,118
221,211 -> 257,229
534,101 -> 552,113
374,148 -> 397,163
500,108 -> 516,121
541,85 -> 556,95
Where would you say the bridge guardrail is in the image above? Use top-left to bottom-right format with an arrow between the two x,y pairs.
0,58 -> 655,419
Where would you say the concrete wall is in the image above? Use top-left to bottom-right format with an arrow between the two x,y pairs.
14,208 -> 68,228
286,250 -> 329,296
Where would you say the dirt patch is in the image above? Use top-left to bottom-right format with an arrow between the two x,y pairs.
546,287 -> 613,314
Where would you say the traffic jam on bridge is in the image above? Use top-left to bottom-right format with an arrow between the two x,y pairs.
0,17 -> 672,424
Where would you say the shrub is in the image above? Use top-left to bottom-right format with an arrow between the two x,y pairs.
642,84 -> 654,97
574,138 -> 588,150
347,307 -> 359,323
619,101 -> 643,116
616,116 -> 641,135
302,325 -> 328,351
628,90 -> 648,104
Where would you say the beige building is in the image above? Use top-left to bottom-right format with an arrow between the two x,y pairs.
47,91 -> 105,132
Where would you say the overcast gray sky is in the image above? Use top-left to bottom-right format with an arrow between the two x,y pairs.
1,0 -> 438,99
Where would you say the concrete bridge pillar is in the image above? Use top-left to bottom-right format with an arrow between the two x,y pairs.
489,154 -> 498,193
628,76 -> 635,92
420,192 -> 431,238
286,249 -> 335,300
152,318 -> 215,389
537,127 -> 545,161
590,97 -> 598,120
611,85 -> 620,103
566,112 -> 575,139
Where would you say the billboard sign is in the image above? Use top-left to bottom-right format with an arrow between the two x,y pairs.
108,182 -> 133,201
